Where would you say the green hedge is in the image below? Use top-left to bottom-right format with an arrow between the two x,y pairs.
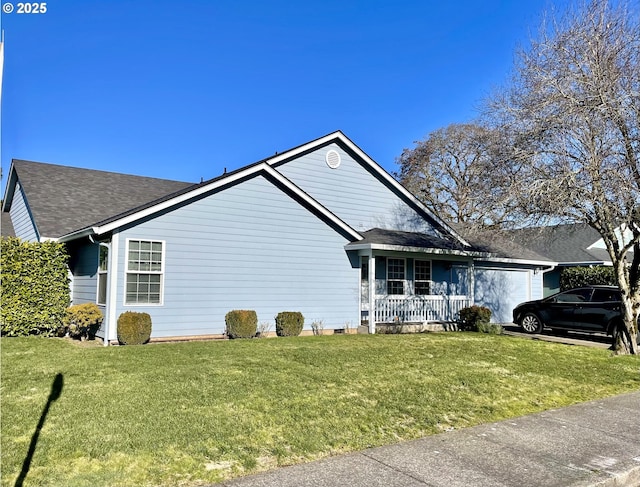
117,311 -> 152,345
560,266 -> 617,291
275,311 -> 304,337
458,305 -> 492,331
225,310 -> 258,339
1,237 -> 70,336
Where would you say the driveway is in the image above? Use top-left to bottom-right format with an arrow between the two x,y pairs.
501,324 -> 612,349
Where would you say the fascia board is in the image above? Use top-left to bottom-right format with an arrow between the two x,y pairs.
1,162 -> 17,212
262,165 -> 362,241
345,242 -> 488,257
346,242 -> 558,266
479,256 -> 559,267
59,161 -> 364,243
85,163 -> 271,238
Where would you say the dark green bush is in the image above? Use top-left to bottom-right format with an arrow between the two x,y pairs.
275,311 -> 304,337
1,237 -> 70,336
117,311 -> 152,345
560,266 -> 616,291
225,310 -> 258,339
65,303 -> 103,340
477,322 -> 503,335
458,305 -> 492,331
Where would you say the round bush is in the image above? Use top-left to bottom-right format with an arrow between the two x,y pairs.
65,303 -> 103,340
275,311 -> 304,337
117,311 -> 152,345
225,310 -> 258,339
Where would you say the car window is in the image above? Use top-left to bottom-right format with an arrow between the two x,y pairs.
555,289 -> 593,303
591,289 -> 620,302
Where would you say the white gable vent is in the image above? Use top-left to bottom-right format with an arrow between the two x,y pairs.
325,149 -> 341,169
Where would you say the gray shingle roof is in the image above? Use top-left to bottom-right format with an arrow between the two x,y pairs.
1,211 -> 15,237
507,224 -> 610,264
351,228 -> 553,262
8,160 -> 194,238
355,228 -> 468,251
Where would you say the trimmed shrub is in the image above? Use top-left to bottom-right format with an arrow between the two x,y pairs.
477,322 -> 503,335
65,303 -> 103,340
117,311 -> 152,345
1,237 -> 70,336
225,310 -> 258,339
458,305 -> 492,332
275,311 -> 304,337
560,266 -> 617,291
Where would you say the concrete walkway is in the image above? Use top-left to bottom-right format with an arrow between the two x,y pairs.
222,391 -> 640,487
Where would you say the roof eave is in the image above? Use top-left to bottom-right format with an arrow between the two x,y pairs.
345,242 -> 486,257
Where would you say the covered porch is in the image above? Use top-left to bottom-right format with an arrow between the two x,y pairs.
346,228 -> 483,333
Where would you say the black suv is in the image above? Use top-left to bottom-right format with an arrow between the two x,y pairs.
513,285 -> 626,336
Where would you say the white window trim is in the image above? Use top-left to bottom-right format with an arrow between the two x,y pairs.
124,238 -> 165,306
96,242 -> 110,305
387,257 -> 406,296
414,259 -> 433,296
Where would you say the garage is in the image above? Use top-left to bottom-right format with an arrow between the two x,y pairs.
474,267 -> 534,323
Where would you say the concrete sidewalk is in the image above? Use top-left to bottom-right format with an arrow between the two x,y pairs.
222,391 -> 640,487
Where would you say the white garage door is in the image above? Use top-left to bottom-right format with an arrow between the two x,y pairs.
474,268 -> 531,323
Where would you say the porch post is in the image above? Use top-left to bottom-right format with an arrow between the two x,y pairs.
468,258 -> 475,306
105,232 -> 120,346
368,253 -> 376,334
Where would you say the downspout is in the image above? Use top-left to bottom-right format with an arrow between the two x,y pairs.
538,265 -> 557,297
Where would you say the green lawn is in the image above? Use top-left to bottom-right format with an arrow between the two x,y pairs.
2,333 -> 639,487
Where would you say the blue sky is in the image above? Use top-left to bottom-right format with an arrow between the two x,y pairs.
1,0 -> 568,186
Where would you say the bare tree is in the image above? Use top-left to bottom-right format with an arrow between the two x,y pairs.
395,123 -> 509,229
488,0 -> 640,353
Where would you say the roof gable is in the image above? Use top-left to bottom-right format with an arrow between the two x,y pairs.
2,160 -> 193,239
3,132 -> 466,247
266,132 -> 468,246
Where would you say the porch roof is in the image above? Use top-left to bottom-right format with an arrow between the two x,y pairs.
345,228 -> 481,256
346,227 -> 557,266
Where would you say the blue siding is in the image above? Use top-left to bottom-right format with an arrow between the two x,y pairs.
68,241 -> 99,304
113,174 -> 360,338
432,260 -> 470,295
9,182 -> 39,241
276,144 -> 439,235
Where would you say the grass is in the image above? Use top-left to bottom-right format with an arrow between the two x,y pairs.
1,333 -> 639,487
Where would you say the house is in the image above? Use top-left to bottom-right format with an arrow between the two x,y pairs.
508,224 -> 634,296
1,131 -> 554,343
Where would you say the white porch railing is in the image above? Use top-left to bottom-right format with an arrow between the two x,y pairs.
374,295 -> 471,323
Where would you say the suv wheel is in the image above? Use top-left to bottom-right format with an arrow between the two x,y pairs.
520,313 -> 543,334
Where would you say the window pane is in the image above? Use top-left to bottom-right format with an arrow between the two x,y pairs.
388,259 -> 405,279
125,240 -> 163,304
415,281 -> 431,295
99,245 -> 109,271
98,274 -> 108,304
415,261 -> 431,280
387,281 -> 404,295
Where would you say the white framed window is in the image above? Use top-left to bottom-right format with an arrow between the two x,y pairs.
387,258 -> 405,295
97,243 -> 109,305
125,239 -> 164,305
414,260 -> 432,295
